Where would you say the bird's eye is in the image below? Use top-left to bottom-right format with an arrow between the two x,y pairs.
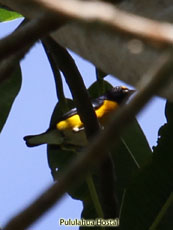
123,89 -> 129,93
121,86 -> 129,93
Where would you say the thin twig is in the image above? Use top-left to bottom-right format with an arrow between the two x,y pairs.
4,51 -> 172,230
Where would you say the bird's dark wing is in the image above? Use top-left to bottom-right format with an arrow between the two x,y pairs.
58,96 -> 105,121
60,107 -> 78,121
91,96 -> 105,109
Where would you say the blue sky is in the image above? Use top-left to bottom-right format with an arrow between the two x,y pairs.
0,19 -> 166,230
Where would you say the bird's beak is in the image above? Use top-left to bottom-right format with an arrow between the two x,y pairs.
128,89 -> 136,95
126,89 -> 136,101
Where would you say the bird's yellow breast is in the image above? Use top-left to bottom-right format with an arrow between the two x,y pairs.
96,100 -> 118,123
56,100 -> 118,131
57,114 -> 83,130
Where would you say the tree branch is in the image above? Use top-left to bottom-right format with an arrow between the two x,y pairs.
4,50 -> 173,230
1,0 -> 173,46
0,0 -> 173,100
0,20 -> 34,84
0,12 -> 66,63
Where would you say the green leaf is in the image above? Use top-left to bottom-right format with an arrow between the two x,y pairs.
88,79 -> 112,98
120,101 -> 173,230
150,193 -> 173,230
113,119 -> 152,203
79,119 -> 152,223
165,101 -> 173,123
95,68 -> 107,80
48,140 -> 102,225
0,8 -> 22,22
0,64 -> 22,132
121,119 -> 152,168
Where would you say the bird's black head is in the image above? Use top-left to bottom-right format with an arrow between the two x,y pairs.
105,86 -> 135,104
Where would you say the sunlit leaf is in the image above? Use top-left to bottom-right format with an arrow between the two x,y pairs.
0,8 -> 22,22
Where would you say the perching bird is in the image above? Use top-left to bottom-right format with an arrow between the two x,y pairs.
24,86 -> 135,148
